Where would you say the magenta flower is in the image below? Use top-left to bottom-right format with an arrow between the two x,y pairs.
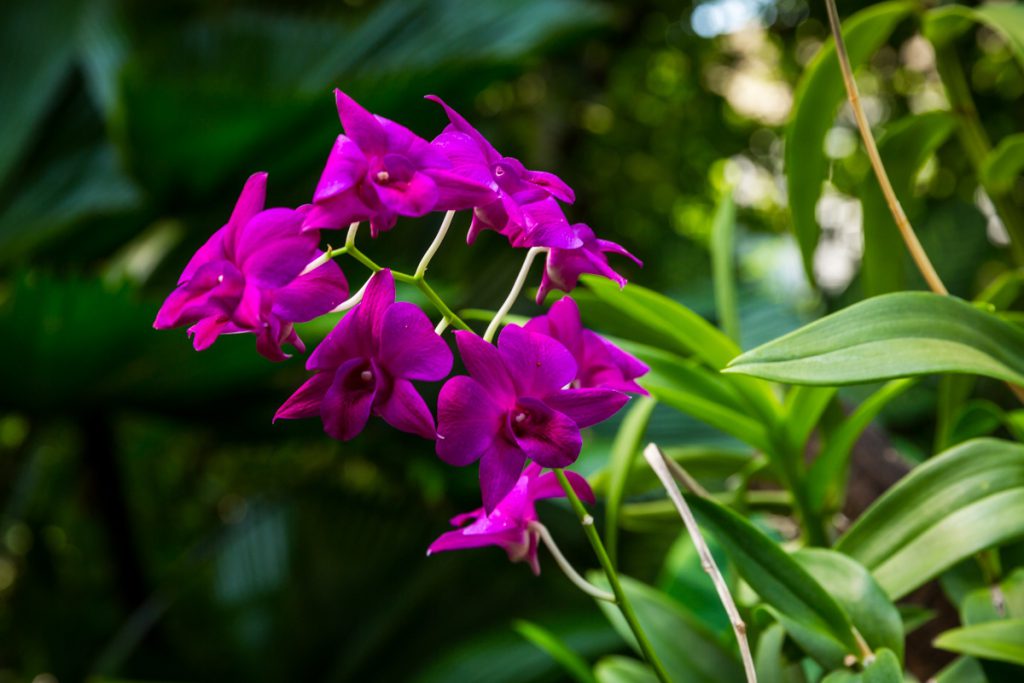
525,297 -> 649,396
303,90 -> 495,237
427,95 -> 582,249
427,463 -> 594,574
154,172 -> 348,361
537,223 -> 642,303
274,269 -> 452,440
436,325 -> 627,511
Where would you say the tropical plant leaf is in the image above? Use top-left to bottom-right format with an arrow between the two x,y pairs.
514,620 -> 597,683
725,292 -> 1024,386
934,619 -> 1024,665
982,133 -> 1024,195
785,1 -> 915,281
603,396 -> 657,567
835,438 -> 1024,599
593,656 -> 657,683
711,192 -> 739,343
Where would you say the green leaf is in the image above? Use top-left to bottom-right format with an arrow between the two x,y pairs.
593,656 -> 658,683
794,549 -> 904,662
513,620 -> 598,683
858,112 -> 957,296
711,192 -> 740,343
785,1 -> 916,281
685,496 -> 861,666
974,3 -> 1024,71
582,277 -> 779,421
807,379 -> 915,513
725,292 -> 1024,386
932,656 -> 988,683
588,573 -> 744,683
754,622 -> 802,683
835,438 -> 1024,599
863,649 -> 903,683
782,385 -> 838,454
982,134 -> 1024,195
604,396 -> 657,567
934,619 -> 1024,665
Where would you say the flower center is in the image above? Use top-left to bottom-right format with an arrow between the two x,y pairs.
494,166 -> 505,177
360,370 -> 374,382
376,170 -> 390,183
514,411 -> 528,423
217,274 -> 224,283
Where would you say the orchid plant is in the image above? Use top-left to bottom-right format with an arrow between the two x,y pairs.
154,1 -> 1024,674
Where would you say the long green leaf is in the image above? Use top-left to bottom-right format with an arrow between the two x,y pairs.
593,656 -> 657,683
581,276 -> 779,421
836,438 -> 1024,599
685,496 -> 860,663
934,619 -> 1024,665
604,397 -> 657,567
863,649 -> 903,683
782,385 -> 838,454
807,379 -> 915,513
858,112 -> 956,296
932,656 -> 987,683
711,192 -> 740,343
982,133 -> 1024,195
785,1 -> 915,281
588,573 -> 744,683
514,621 -> 598,683
794,550 -> 904,662
725,292 -> 1024,386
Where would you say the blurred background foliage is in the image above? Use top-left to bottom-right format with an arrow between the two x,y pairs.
2,0 -> 1023,681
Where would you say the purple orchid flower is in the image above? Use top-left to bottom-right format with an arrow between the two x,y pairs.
427,463 -> 594,574
525,297 -> 649,396
426,95 -> 582,250
536,223 -> 642,303
154,172 -> 348,361
436,325 -> 627,511
303,90 -> 495,237
274,269 -> 453,440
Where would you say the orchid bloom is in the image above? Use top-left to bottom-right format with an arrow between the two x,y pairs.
275,269 -> 452,440
154,172 -> 348,361
436,325 -> 627,511
525,297 -> 649,395
427,463 -> 594,574
536,223 -> 642,303
303,90 -> 495,237
427,95 -> 581,249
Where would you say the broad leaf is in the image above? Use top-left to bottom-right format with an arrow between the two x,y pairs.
982,133 -> 1024,195
858,112 -> 956,296
836,438 -> 1024,599
785,1 -> 915,281
863,649 -> 903,683
934,619 -> 1024,666
685,496 -> 861,666
726,292 -> 1024,386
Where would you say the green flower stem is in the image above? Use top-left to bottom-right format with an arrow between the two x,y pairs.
935,44 -> 1024,265
329,222 -> 473,332
555,470 -> 672,683
415,210 -> 456,278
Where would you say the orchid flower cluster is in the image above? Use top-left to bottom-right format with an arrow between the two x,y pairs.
155,89 -> 647,578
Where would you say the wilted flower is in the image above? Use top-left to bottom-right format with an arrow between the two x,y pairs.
154,172 -> 348,361
427,95 -> 581,249
275,269 -> 452,440
436,325 -> 627,510
304,90 -> 495,237
427,463 -> 594,574
536,223 -> 642,303
525,297 -> 649,395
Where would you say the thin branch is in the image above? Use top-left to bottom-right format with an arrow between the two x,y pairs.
530,522 -> 616,602
823,0 -> 948,296
484,247 -> 546,342
642,444 -> 757,683
415,210 -> 456,279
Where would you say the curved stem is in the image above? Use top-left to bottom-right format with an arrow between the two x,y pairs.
484,247 -> 546,342
644,445 -> 757,683
530,522 -> 616,602
824,0 -> 948,295
555,470 -> 672,683
330,279 -> 368,314
415,210 -> 456,278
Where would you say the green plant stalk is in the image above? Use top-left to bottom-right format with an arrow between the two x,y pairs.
555,470 -> 672,683
328,225 -> 473,332
775,443 -> 829,547
934,43 -> 1024,264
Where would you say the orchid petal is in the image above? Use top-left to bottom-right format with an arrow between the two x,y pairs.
379,303 -> 453,380
436,376 -> 503,466
376,378 -> 437,439
313,135 -> 369,203
530,469 -> 596,504
321,357 -> 378,441
479,438 -> 527,512
542,388 -> 629,428
508,397 -> 581,469
335,90 -> 387,155
496,325 -> 576,396
274,372 -> 333,421
453,331 -> 515,402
